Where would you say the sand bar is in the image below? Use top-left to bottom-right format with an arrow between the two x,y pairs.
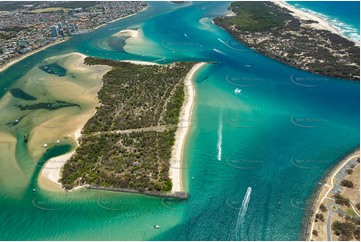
36,53 -> 111,191
169,62 -> 206,193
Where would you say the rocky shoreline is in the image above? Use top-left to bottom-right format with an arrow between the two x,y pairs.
86,185 -> 189,200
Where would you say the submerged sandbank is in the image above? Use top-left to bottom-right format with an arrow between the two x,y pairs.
10,52 -> 111,191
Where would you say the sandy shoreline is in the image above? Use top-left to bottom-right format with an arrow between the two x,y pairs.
0,38 -> 69,73
38,129 -> 81,191
39,61 -> 206,194
274,1 -> 356,43
169,62 -> 206,193
306,149 -> 360,240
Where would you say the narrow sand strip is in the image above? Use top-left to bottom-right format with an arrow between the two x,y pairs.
169,62 -> 206,193
274,1 -> 343,37
122,60 -> 159,65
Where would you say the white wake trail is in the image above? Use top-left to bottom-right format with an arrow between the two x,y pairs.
235,187 -> 252,240
217,113 -> 223,161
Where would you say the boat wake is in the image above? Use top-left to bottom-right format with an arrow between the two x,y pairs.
217,112 -> 223,161
235,187 -> 252,240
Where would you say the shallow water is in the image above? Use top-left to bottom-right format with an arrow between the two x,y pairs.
0,2 -> 359,240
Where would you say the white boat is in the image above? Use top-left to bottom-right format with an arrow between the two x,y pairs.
153,225 -> 160,229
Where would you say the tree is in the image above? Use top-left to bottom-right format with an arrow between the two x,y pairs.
340,179 -> 354,188
319,203 -> 327,213
315,213 -> 325,222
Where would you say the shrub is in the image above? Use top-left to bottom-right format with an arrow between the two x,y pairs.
340,179 -> 354,188
319,203 -> 327,212
315,213 -> 325,222
334,193 -> 350,207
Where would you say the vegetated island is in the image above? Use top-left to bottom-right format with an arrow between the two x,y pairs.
306,150 -> 360,241
214,1 -> 360,81
60,57 -> 198,199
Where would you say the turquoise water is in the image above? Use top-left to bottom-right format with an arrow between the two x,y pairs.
0,1 -> 359,240
289,1 -> 360,42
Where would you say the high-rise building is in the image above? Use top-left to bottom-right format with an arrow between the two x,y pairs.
74,23 -> 79,32
70,23 -> 75,31
57,22 -> 63,31
50,26 -> 58,37
65,21 -> 70,34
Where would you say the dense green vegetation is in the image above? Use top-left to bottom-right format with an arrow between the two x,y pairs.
82,57 -> 194,132
62,129 -> 176,191
332,220 -> 360,240
216,2 -> 287,32
61,58 -> 195,192
214,1 -> 360,80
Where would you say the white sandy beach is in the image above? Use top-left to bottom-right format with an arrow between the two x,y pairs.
274,1 -> 341,36
169,62 -> 206,193
113,29 -> 139,38
122,60 -> 159,65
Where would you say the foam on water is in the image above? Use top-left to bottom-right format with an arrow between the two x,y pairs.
235,187 -> 252,240
217,112 -> 223,161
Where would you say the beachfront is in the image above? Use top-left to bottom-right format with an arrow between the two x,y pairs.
169,62 -> 206,193
307,150 -> 360,241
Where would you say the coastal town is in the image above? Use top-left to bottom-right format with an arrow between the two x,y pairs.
0,1 -> 147,69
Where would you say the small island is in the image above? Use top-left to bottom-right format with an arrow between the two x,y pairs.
214,1 -> 360,80
59,57 -> 199,199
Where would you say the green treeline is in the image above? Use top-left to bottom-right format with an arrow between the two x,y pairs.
60,57 -> 195,192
